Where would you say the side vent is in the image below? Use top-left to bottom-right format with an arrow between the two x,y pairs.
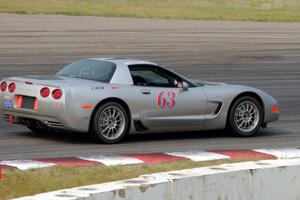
214,102 -> 223,114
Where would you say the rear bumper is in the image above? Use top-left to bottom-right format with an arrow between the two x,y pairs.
1,108 -> 91,132
2,110 -> 64,129
0,95 -> 91,133
1,86 -> 70,130
0,78 -> 94,132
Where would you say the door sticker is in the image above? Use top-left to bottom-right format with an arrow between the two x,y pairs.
157,91 -> 176,108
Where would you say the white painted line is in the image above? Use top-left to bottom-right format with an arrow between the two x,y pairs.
165,151 -> 230,162
78,155 -> 144,166
254,148 -> 300,159
0,160 -> 56,170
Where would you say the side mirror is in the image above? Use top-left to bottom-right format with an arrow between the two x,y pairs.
181,81 -> 189,91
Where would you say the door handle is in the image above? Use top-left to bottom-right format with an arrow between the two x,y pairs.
141,90 -> 151,95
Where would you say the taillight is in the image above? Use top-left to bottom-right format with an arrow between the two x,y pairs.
40,87 -> 50,98
8,83 -> 16,93
0,82 -> 7,92
52,89 -> 62,100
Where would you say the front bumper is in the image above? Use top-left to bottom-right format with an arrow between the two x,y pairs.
264,102 -> 280,123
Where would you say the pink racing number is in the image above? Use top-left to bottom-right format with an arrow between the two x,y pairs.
166,91 -> 176,108
157,91 -> 166,108
157,91 -> 176,108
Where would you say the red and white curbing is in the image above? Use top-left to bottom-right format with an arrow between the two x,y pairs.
1,148 -> 300,171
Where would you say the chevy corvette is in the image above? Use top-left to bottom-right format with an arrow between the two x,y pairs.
0,58 -> 279,143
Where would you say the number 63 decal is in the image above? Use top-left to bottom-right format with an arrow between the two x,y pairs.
157,91 -> 176,108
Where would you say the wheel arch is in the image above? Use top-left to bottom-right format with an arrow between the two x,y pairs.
89,97 -> 132,132
226,91 -> 265,127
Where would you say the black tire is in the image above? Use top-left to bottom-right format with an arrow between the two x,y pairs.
91,102 -> 129,144
228,96 -> 263,137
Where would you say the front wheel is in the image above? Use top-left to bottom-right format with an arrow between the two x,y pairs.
228,96 -> 263,137
91,102 -> 129,144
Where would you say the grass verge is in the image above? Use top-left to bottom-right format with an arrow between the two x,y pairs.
0,0 -> 300,22
0,157 -> 273,199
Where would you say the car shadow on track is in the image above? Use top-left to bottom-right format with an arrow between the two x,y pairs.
17,126 -> 289,145
124,127 -> 288,143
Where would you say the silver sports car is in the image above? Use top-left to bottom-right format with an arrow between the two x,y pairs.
0,58 -> 279,143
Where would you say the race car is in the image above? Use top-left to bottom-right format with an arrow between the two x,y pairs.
0,58 -> 279,143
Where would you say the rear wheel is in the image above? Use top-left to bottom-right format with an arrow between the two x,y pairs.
91,102 -> 129,144
228,96 -> 263,137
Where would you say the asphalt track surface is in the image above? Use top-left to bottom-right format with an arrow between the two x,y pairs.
0,14 -> 299,160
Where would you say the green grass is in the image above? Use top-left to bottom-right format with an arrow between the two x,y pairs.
0,158 -> 271,199
0,0 -> 300,22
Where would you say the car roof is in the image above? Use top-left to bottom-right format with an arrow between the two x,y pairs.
88,57 -> 158,67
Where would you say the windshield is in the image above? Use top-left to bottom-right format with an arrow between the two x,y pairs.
56,60 -> 116,82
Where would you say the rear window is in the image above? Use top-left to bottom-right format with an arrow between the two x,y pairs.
56,60 -> 116,82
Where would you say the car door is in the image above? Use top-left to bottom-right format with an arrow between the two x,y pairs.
129,64 -> 206,131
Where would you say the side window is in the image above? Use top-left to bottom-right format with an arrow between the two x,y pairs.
129,65 -> 181,87
129,64 -> 197,88
131,69 -> 172,87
